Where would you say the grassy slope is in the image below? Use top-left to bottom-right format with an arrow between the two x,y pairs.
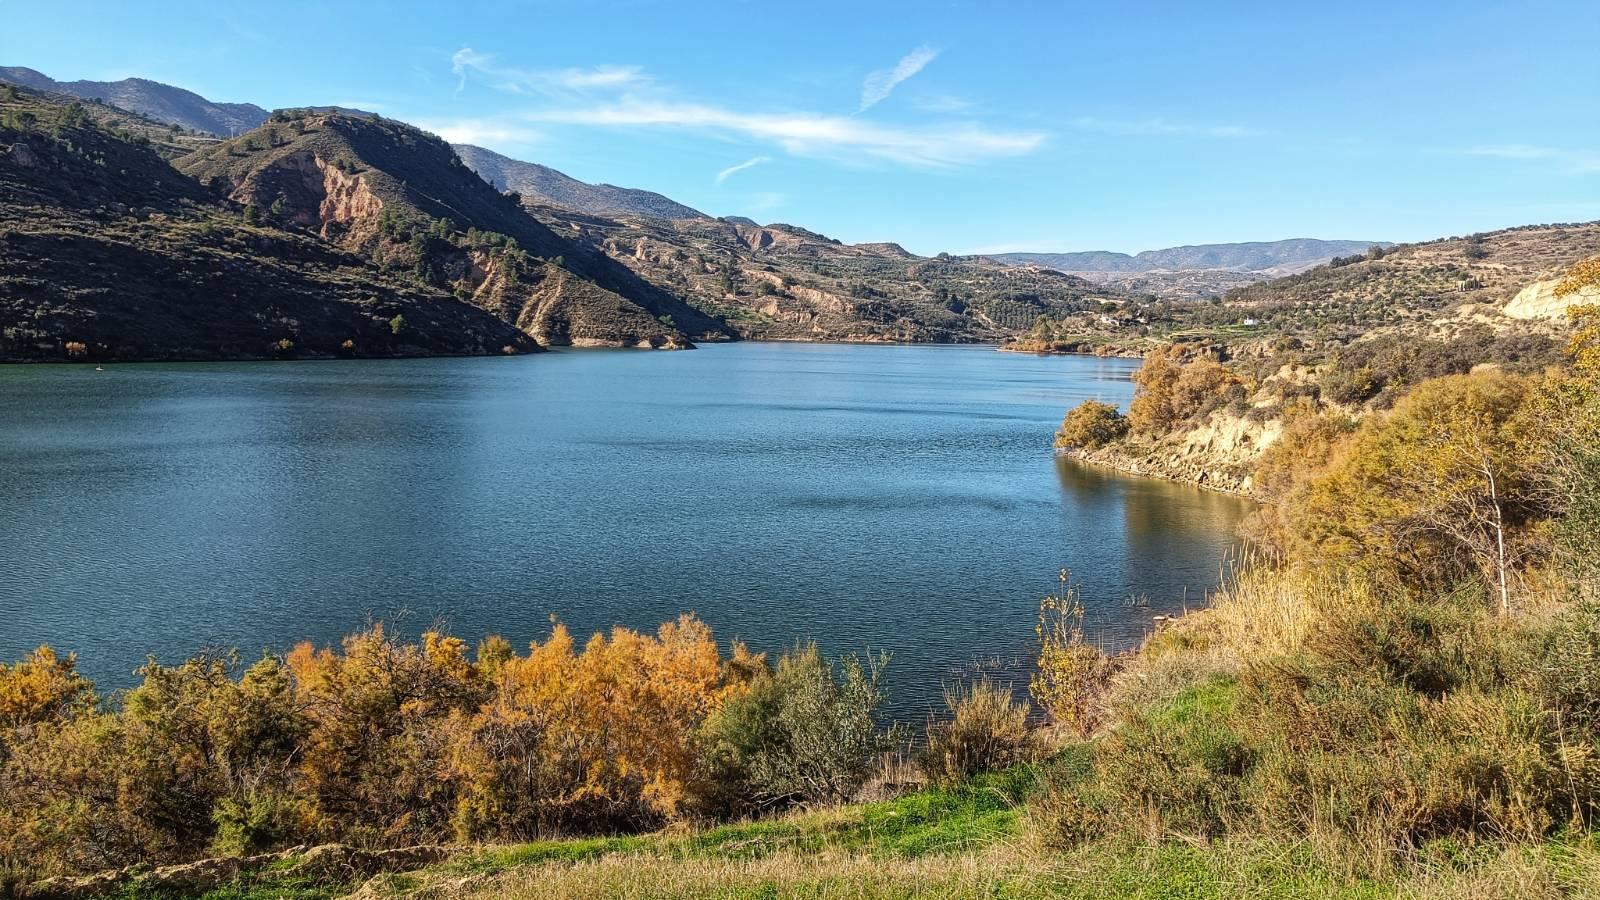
147,757 -> 1600,900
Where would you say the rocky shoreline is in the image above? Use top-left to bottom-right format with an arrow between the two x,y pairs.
999,339 -> 1147,359
1056,444 -> 1257,497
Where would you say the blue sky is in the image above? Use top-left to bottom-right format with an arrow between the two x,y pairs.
3,0 -> 1598,255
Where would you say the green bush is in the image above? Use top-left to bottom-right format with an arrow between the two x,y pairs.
697,644 -> 898,809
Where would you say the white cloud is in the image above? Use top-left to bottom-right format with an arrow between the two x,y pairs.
1071,117 -> 1267,138
452,48 -> 647,96
533,100 -> 1043,168
715,155 -> 772,184
859,45 -> 938,112
415,118 -> 542,148
1465,144 -> 1600,173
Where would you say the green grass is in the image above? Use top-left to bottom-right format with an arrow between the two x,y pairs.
447,762 -> 1043,880
96,754 -> 1600,899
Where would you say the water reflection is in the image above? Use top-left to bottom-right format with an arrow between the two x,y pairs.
1054,456 -> 1252,650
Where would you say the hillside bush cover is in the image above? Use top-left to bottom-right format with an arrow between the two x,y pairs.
1031,311 -> 1600,876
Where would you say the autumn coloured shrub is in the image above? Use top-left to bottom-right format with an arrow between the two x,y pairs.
1285,371 -> 1552,609
1029,574 -> 1114,738
447,615 -> 730,839
0,619 -> 910,879
1127,346 -> 1248,435
1054,400 -> 1129,449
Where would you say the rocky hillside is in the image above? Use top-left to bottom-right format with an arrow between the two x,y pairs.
0,86 -> 537,362
176,111 -> 731,348
455,144 -> 705,220
0,66 -> 267,137
528,203 -> 1114,343
1009,221 -> 1600,359
1222,222 -> 1600,335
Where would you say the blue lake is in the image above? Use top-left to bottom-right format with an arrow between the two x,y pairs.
0,342 -> 1250,717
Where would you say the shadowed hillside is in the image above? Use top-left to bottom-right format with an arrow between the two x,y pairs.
0,86 -> 537,362
177,112 -> 733,348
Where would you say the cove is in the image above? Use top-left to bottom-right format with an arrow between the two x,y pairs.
0,343 -> 1251,716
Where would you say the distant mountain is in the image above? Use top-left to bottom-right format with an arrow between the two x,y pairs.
0,66 -> 268,136
177,111 -> 730,348
995,239 -> 1390,274
454,144 -> 706,220
993,239 -> 1393,301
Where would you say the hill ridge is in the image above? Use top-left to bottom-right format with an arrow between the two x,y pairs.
176,111 -> 731,348
454,143 -> 705,220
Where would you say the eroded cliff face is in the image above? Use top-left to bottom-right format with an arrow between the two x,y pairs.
205,150 -> 385,239
1062,408 -> 1282,495
1505,276 -> 1600,321
312,156 -> 384,233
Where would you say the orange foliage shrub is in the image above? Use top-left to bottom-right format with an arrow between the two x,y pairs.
1,616 -> 760,876
447,615 -> 732,839
0,647 -> 93,731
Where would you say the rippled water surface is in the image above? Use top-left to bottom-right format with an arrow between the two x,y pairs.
0,343 -> 1250,715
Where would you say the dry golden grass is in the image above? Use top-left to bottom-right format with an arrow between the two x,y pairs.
338,835 -> 1600,900
450,848 -> 1037,900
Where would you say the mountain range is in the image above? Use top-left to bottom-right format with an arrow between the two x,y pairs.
0,88 -> 538,361
5,64 -> 1590,364
991,239 -> 1389,275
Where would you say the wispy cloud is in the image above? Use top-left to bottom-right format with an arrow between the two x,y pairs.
913,93 -> 975,113
533,100 -> 1043,168
1071,117 -> 1267,139
415,117 -> 542,148
449,51 -> 1041,169
452,48 -> 648,96
1464,144 -> 1600,174
859,45 -> 938,112
715,155 -> 771,184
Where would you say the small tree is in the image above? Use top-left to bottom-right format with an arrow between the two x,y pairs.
389,314 -> 405,336
1031,570 -> 1111,736
1291,372 -> 1549,612
1055,400 -> 1129,449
